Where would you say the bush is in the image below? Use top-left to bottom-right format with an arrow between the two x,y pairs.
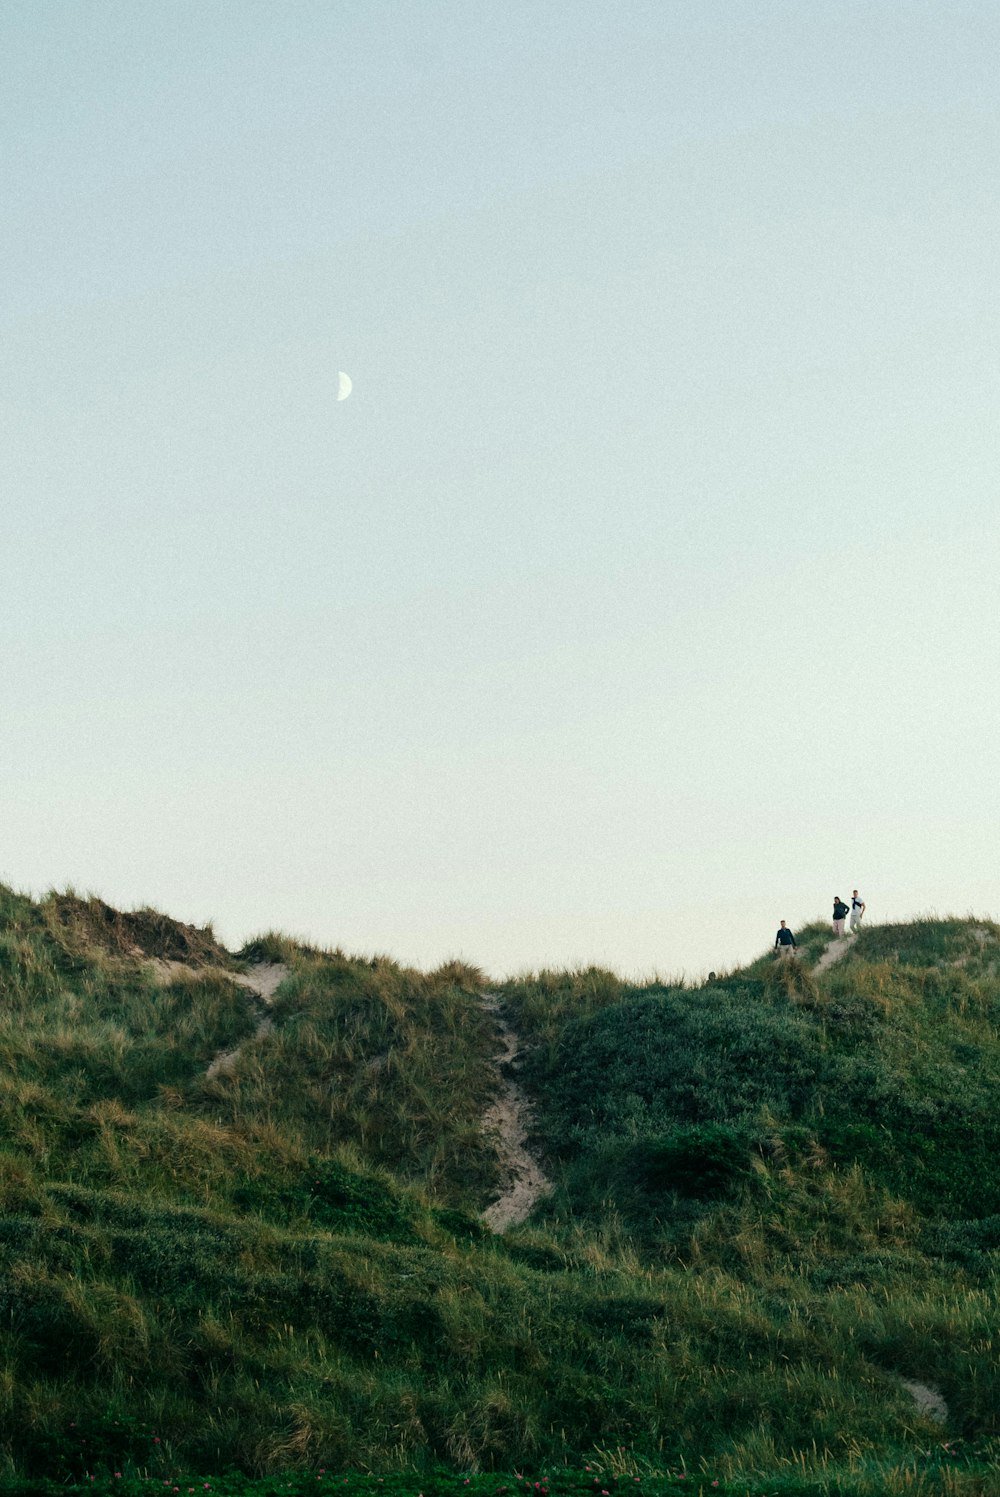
629,1124 -> 754,1198
299,1159 -> 421,1242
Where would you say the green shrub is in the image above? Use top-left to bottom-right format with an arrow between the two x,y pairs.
299,1159 -> 421,1242
629,1124 -> 754,1198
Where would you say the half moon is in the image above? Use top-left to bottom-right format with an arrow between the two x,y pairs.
337,371 -> 353,401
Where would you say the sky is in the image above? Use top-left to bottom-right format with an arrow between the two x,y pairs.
3,1 -> 998,978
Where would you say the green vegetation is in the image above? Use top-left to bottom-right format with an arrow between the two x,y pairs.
0,886 -> 999,1494
4,1459 -> 1000,1497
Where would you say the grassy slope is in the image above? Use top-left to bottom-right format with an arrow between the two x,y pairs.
0,890 -> 998,1492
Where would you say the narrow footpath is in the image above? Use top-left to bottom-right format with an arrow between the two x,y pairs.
477,991 -> 552,1232
206,962 -> 288,1079
813,936 -> 853,973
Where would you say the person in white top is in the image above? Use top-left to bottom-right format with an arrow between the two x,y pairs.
850,890 -> 866,932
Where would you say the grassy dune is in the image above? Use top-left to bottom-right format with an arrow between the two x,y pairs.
0,887 -> 998,1493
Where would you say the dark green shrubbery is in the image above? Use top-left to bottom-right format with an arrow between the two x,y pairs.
7,1408 -> 156,1483
231,1157 -> 437,1244
301,1157 -> 421,1241
519,984 -> 821,1160
9,1458 -> 1000,1497
515,952 -> 1000,1226
629,1124 -> 754,1198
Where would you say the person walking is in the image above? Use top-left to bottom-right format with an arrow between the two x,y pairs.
774,920 -> 797,956
832,896 -> 850,938
850,889 -> 866,932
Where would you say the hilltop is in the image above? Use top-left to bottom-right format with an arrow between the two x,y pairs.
0,887 -> 999,1495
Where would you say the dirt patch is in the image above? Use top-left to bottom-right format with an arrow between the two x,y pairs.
478,992 -> 552,1233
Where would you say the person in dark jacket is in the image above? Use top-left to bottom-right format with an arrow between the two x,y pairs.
774,920 -> 797,956
832,896 -> 850,937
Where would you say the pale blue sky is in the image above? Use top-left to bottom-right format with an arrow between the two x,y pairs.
3,2 -> 998,975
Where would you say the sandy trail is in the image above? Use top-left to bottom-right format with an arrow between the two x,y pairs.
230,962 -> 288,1003
205,962 -> 289,1079
813,935 -> 854,973
478,992 -> 552,1232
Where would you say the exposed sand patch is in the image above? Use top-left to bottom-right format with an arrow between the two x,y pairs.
478,992 -> 552,1233
150,958 -> 288,1001
232,962 -> 288,1003
814,936 -> 853,973
204,962 -> 289,1079
902,1379 -> 949,1424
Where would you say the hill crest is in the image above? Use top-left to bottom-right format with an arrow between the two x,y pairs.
1,884 -> 999,1492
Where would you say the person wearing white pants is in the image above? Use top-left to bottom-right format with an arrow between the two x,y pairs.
850,890 -> 866,931
832,896 -> 850,937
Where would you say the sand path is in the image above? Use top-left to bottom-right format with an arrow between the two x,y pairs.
478,992 -> 552,1232
814,935 -> 854,973
205,962 -> 288,1079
